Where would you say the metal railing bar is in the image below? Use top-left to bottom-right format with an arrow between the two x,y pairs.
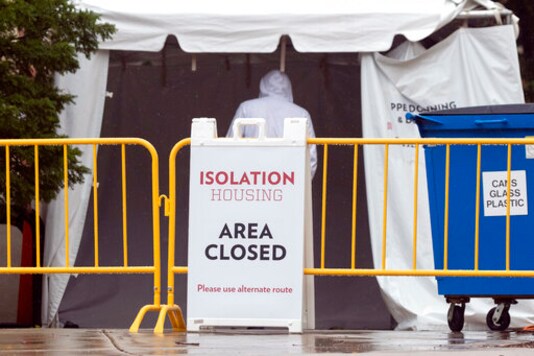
121,144 -> 129,267
304,268 -> 534,277
351,144 -> 358,269
5,146 -> 11,268
0,266 -> 155,274
92,144 -> 100,267
474,144 -> 482,270
320,144 -> 329,269
412,144 -> 420,270
506,144 -> 512,271
63,144 -> 69,267
34,146 -> 41,267
381,144 -> 389,270
443,144 -> 450,270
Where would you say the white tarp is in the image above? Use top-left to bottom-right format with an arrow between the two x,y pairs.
361,24 -> 530,330
43,51 -> 109,326
76,0 -> 466,53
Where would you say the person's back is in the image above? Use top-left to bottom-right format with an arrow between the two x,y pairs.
227,70 -> 317,176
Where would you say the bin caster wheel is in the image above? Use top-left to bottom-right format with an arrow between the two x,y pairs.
447,303 -> 465,332
486,306 -> 510,331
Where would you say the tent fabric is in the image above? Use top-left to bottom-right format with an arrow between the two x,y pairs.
44,0 -> 514,327
43,51 -> 110,326
76,0 -> 467,53
361,24 -> 528,330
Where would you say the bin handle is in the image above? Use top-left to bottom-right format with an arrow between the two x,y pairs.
474,118 -> 508,125
406,113 -> 443,124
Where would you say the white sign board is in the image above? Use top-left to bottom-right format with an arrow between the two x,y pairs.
482,170 -> 528,217
187,118 -> 307,332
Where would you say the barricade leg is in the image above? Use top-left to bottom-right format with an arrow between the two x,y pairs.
129,304 -> 161,332
154,305 -> 186,334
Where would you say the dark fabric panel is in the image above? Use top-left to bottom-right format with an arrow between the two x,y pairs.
59,43 -> 393,330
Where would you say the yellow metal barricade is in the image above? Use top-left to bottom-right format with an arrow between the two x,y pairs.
12,136 -> 526,332
306,137 -> 534,278
0,138 -> 164,331
149,138 -> 191,334
160,136 -> 534,333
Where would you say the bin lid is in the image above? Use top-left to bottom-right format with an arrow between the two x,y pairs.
420,103 -> 534,116
409,104 -> 534,136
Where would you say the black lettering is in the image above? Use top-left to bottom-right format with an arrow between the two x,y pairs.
247,245 -> 258,260
205,243 -> 288,261
231,245 -> 246,260
272,245 -> 286,260
235,223 -> 246,238
205,244 -> 217,260
219,224 -> 232,239
220,245 -> 230,260
248,223 -> 258,238
259,224 -> 273,239
260,245 -> 270,260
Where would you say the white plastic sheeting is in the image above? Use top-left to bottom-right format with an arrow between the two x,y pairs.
43,51 -> 109,326
361,25 -> 530,330
76,0 -> 466,53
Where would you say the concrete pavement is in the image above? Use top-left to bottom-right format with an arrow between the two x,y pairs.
1,328 -> 534,355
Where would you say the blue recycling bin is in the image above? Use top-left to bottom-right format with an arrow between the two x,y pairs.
413,104 -> 534,331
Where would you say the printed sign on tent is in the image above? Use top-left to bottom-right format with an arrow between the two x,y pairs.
187,118 -> 308,332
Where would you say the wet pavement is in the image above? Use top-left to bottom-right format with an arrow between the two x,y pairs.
1,328 -> 534,355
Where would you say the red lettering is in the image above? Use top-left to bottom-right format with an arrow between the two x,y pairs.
199,171 -> 295,186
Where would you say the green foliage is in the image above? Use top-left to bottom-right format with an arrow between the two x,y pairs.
0,0 -> 115,214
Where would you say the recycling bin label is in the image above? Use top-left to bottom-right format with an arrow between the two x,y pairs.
482,170 -> 528,216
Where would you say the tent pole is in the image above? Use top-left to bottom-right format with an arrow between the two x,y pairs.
280,36 -> 287,73
456,9 -> 512,22
191,54 -> 197,72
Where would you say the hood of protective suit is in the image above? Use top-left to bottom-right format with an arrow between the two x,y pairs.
259,70 -> 293,102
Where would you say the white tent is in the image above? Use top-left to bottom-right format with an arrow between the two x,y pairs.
44,0 -> 518,327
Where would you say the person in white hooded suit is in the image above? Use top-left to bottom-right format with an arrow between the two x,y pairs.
227,69 -> 318,177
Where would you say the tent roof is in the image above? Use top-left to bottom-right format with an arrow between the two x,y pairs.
78,0 -> 472,53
